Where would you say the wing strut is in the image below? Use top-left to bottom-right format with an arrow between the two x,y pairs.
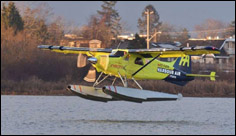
132,77 -> 143,90
93,72 -> 109,87
132,54 -> 161,77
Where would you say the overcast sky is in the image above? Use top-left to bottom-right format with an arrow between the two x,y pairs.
3,1 -> 235,33
46,1 -> 235,33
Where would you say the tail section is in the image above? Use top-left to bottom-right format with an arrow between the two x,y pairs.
165,55 -> 217,86
163,55 -> 193,86
174,56 -> 217,81
173,55 -> 191,74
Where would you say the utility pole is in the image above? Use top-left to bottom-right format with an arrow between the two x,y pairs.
154,29 -> 157,42
145,9 -> 153,49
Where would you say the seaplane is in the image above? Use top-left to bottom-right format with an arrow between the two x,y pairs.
38,44 -> 220,103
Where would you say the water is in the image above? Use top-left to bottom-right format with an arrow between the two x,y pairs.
1,95 -> 235,135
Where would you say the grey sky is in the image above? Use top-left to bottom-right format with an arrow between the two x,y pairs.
3,1 -> 235,33
46,1 -> 235,33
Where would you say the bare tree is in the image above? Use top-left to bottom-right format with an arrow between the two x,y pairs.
194,19 -> 226,39
225,20 -> 235,37
158,23 -> 176,42
138,4 -> 162,36
80,14 -> 112,48
176,28 -> 190,44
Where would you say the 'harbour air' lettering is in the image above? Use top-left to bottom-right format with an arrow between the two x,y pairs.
157,68 -> 181,76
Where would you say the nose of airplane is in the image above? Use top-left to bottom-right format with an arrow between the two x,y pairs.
88,57 -> 97,64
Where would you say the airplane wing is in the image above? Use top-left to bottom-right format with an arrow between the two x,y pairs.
128,46 -> 220,58
38,45 -> 112,56
38,45 -> 220,58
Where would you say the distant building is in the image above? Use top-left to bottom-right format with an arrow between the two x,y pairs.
89,40 -> 102,48
64,34 -> 79,39
60,34 -> 102,48
139,34 -> 147,38
215,37 -> 235,72
117,33 -> 135,40
184,37 -> 235,72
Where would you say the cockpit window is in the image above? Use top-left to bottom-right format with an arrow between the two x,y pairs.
109,51 -> 125,57
135,57 -> 144,65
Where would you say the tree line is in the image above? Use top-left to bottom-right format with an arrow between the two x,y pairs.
2,2 -> 235,46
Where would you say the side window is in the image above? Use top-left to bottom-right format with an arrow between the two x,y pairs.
109,51 -> 124,57
135,57 -> 144,65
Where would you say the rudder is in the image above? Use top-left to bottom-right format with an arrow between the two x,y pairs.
173,55 -> 191,74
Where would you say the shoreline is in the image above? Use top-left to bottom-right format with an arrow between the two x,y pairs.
1,79 -> 235,98
1,91 -> 235,98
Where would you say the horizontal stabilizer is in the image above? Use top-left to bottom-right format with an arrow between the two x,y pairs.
186,71 -> 217,81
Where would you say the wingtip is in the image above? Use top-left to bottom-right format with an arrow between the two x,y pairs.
38,45 -> 49,49
205,46 -> 220,51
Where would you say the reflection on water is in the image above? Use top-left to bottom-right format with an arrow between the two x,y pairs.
1,96 -> 235,135
65,119 -> 196,125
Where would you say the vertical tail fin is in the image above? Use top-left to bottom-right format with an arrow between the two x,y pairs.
210,72 -> 216,81
173,55 -> 191,74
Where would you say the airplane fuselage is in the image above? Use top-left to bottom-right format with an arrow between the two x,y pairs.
92,51 -> 194,84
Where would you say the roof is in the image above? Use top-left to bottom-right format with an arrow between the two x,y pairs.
183,39 -> 225,49
110,41 -> 130,49
183,39 -> 232,56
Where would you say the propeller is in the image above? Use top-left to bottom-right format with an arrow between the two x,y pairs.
83,66 -> 96,82
77,53 -> 96,82
77,54 -> 87,68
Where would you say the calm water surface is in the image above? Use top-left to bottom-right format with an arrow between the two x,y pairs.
1,95 -> 235,135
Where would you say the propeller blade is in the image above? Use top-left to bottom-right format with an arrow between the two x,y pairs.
84,67 -> 96,82
77,53 -> 87,68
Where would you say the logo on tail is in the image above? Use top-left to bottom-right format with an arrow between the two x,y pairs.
178,55 -> 190,67
174,55 -> 191,74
